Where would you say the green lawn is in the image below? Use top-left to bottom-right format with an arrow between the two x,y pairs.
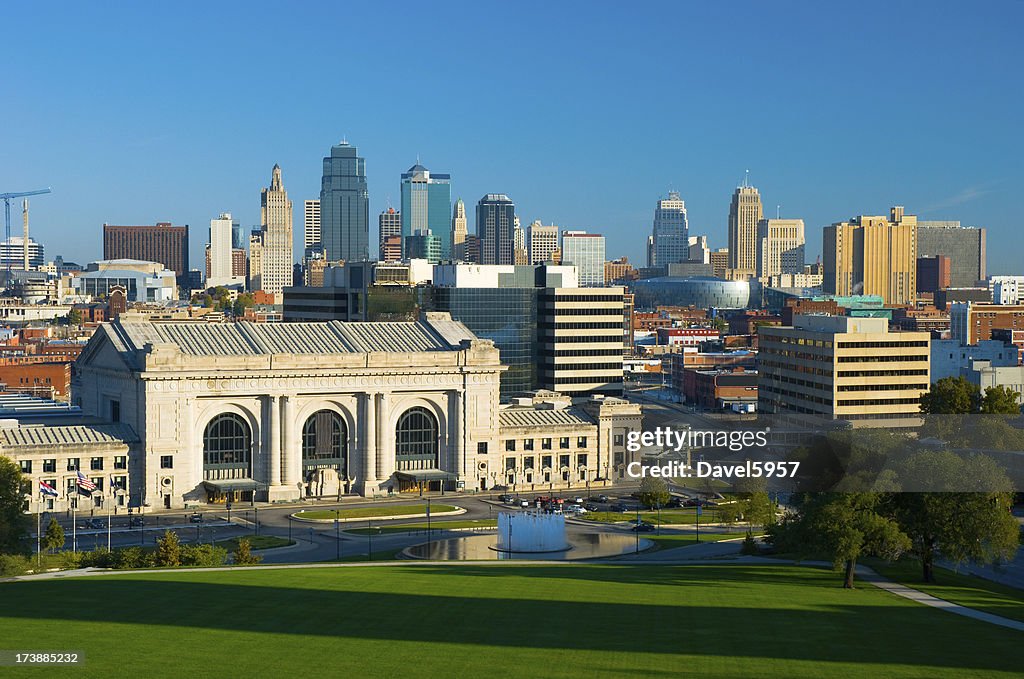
345,519 -> 497,535
865,558 -> 1024,624
584,508 -> 727,524
213,536 -> 295,551
646,532 -> 751,550
1,564 -> 1021,677
293,504 -> 458,520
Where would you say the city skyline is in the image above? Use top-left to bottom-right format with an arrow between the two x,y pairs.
3,2 -> 1021,272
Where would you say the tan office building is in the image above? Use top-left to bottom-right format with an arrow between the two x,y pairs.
823,206 -> 917,305
727,183 -> 763,278
758,315 -> 930,425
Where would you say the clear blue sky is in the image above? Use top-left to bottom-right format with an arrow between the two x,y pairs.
3,1 -> 1021,273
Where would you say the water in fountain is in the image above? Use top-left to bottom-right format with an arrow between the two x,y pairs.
495,512 -> 571,553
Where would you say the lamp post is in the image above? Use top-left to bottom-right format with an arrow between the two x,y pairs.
367,520 -> 372,561
426,497 -> 431,548
635,505 -> 640,554
254,505 -> 259,536
335,510 -> 340,561
288,514 -> 292,542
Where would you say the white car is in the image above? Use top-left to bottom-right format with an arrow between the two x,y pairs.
565,505 -> 587,515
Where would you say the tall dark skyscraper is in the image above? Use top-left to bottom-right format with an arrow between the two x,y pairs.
320,142 -> 369,262
476,194 -> 515,265
102,222 -> 190,285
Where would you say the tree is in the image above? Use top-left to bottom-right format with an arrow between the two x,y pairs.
733,476 -> 774,530
888,451 -> 1019,582
154,530 -> 182,567
0,456 -> 28,554
919,376 -> 978,415
777,493 -> 910,588
980,386 -> 1022,415
42,518 -> 64,554
637,477 -> 670,509
67,308 -> 83,326
232,293 -> 256,318
232,538 -> 262,566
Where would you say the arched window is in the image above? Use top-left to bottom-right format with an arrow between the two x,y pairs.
395,406 -> 439,471
302,410 -> 347,475
203,413 -> 251,480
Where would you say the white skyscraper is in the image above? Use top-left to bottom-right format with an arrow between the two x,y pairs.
650,191 -> 689,267
250,164 -> 294,301
207,212 -> 238,287
528,221 -> 559,264
561,230 -> 606,287
756,218 -> 805,277
304,199 -> 321,254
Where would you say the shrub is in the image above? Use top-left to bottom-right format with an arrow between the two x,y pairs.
0,553 -> 31,577
181,544 -> 228,567
740,532 -> 760,555
113,546 -> 152,569
232,538 -> 262,566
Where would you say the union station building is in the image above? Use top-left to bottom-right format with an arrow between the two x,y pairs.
5,312 -> 642,512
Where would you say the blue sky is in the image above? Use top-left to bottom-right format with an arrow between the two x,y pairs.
3,1 -> 1022,273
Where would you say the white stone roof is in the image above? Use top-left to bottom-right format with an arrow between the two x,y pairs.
0,423 -> 138,448
101,315 -> 478,358
498,407 -> 595,430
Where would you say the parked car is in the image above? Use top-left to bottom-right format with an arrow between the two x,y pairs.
609,503 -> 628,513
128,517 -> 145,527
596,495 -> 610,503
498,494 -> 514,503
584,503 -> 599,512
566,505 -> 587,515
572,496 -> 585,504
631,522 -> 655,532
189,513 -> 204,524
87,518 -> 105,529
520,499 -> 531,508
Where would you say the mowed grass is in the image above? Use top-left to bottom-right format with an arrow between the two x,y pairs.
583,508 -> 730,524
213,536 -> 294,551
293,504 -> 458,520
1,564 -> 1022,678
866,558 -> 1024,624
646,532 -> 750,550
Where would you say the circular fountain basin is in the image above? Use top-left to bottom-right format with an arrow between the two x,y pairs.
403,532 -> 654,561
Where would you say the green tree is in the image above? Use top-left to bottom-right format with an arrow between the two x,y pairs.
919,376 -> 978,415
980,385 -> 1022,415
637,476 -> 670,509
0,456 -> 28,554
733,476 -> 774,530
777,493 -> 910,588
232,292 -> 256,318
41,518 -> 64,554
67,307 -> 83,326
154,530 -> 182,567
181,544 -> 228,567
232,538 -> 262,566
889,451 -> 1019,582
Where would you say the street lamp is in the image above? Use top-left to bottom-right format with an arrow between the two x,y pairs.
335,510 -> 340,561
367,520 -> 372,561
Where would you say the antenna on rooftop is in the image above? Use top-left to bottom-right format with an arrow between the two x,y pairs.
776,204 -> 780,219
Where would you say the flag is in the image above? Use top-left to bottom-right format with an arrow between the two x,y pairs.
109,477 -> 121,493
39,480 -> 58,497
77,471 -> 97,492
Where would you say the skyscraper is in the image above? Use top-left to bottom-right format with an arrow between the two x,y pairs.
476,194 -> 516,265
823,206 -> 917,305
756,218 -> 805,278
249,164 -> 294,300
650,191 -> 689,267
561,230 -> 606,287
727,179 -> 763,278
400,164 -> 452,259
379,208 -> 401,261
207,212 -> 236,286
303,199 -> 321,255
527,221 -> 559,264
451,199 -> 467,260
916,221 -> 986,288
320,142 -> 368,262
102,222 -> 189,285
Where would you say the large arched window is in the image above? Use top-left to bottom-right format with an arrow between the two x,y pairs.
302,410 -> 347,476
395,406 -> 439,471
203,413 -> 251,480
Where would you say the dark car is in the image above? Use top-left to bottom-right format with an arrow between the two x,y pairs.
609,503 -> 628,513
189,513 -> 204,524
584,503 -> 599,512
631,522 -> 656,532
87,518 -> 106,529
129,517 -> 145,527
596,495 -> 611,503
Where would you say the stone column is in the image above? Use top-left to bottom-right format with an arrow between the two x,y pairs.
449,390 -> 463,480
268,395 -> 281,487
375,392 -> 393,483
362,392 -> 378,495
281,395 -> 301,492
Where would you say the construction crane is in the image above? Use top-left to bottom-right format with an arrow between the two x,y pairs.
0,188 -> 51,288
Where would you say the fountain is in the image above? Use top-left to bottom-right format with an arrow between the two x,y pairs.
402,507 -> 655,560
494,512 -> 570,553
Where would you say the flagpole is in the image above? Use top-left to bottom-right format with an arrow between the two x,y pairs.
36,493 -> 41,568
72,487 -> 77,554
107,486 -> 112,552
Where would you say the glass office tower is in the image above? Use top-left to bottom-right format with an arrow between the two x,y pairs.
476,194 -> 516,265
401,164 -> 452,259
320,142 -> 369,262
